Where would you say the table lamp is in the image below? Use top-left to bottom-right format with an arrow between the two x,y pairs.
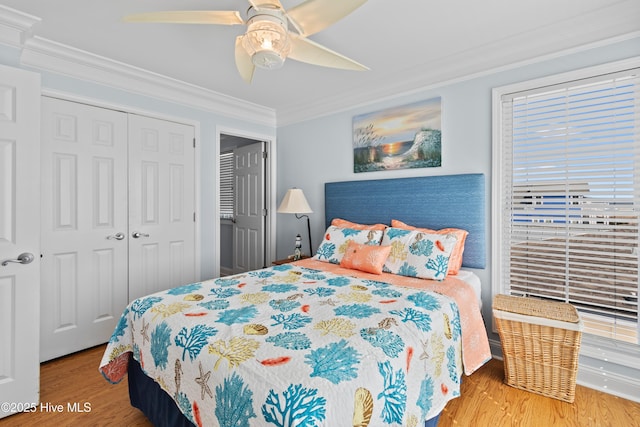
277,188 -> 313,256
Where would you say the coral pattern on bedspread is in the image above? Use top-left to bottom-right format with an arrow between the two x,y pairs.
100,263 -> 477,426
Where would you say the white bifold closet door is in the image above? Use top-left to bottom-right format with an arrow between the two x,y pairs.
127,114 -> 196,301
40,97 -> 195,362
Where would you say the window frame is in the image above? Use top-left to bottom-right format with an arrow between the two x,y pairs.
491,56 -> 640,369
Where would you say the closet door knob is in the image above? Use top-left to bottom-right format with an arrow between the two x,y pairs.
132,231 -> 150,239
107,232 -> 125,240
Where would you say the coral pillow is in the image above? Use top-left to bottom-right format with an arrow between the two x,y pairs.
391,219 -> 468,275
331,218 -> 387,231
340,241 -> 391,275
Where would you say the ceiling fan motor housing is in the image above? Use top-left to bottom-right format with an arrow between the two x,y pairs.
242,6 -> 291,70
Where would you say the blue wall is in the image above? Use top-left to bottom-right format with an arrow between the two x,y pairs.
275,36 -> 640,399
276,35 -> 640,311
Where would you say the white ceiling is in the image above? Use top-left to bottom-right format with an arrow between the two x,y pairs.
2,0 -> 639,125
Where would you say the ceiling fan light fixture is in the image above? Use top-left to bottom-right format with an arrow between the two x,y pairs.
242,9 -> 291,70
124,0 -> 371,81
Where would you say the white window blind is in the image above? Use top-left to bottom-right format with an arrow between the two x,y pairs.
220,151 -> 234,219
499,67 -> 640,344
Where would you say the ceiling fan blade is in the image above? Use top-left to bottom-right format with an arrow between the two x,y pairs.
235,36 -> 256,84
286,0 -> 368,36
124,11 -> 244,25
289,35 -> 368,71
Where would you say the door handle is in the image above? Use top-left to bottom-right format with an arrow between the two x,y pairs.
132,231 -> 150,239
2,252 -> 35,266
106,232 -> 126,240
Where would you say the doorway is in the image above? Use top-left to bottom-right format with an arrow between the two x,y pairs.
218,132 -> 272,276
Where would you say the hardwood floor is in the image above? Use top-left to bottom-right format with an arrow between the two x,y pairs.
1,344 -> 638,426
440,359 -> 640,427
1,345 -> 151,427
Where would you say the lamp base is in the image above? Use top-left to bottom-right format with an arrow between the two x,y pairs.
295,213 -> 313,257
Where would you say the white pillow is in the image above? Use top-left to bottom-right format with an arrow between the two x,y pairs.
381,227 -> 458,281
314,226 -> 384,264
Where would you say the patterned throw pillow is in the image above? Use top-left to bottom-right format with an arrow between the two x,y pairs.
340,241 -> 392,274
391,219 -> 468,275
381,227 -> 458,281
314,226 -> 384,264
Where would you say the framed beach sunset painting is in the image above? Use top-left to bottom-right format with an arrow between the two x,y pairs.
352,97 -> 442,173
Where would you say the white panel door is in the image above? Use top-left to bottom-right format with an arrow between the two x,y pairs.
233,142 -> 265,273
0,65 -> 41,418
128,115 -> 196,301
40,97 -> 129,362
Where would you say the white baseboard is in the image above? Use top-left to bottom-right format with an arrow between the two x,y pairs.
576,363 -> 640,403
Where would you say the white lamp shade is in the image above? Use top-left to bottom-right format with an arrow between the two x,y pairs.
277,188 -> 313,214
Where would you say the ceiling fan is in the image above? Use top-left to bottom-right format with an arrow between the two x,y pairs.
124,0 -> 369,83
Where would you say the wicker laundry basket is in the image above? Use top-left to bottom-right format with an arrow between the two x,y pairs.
493,294 -> 583,403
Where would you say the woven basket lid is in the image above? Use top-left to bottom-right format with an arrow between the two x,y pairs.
493,294 -> 580,323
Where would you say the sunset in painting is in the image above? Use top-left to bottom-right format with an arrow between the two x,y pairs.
352,97 -> 442,173
381,141 -> 409,155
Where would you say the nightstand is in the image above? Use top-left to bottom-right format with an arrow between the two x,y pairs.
272,255 -> 310,265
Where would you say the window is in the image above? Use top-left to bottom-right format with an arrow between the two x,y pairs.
493,60 -> 640,347
219,151 -> 234,220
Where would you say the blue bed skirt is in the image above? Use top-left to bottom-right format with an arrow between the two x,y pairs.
128,357 -> 441,426
128,356 -> 194,427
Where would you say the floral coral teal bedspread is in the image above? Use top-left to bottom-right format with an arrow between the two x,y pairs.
100,263 -> 472,426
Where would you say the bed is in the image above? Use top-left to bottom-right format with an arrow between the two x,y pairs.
100,173 -> 490,427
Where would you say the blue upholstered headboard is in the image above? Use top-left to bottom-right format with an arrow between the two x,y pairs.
324,173 -> 486,269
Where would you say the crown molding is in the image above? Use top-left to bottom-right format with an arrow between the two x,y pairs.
0,6 -> 275,127
2,3 -> 638,129
20,36 -> 275,127
277,31 -> 640,127
0,5 -> 40,48
276,0 -> 640,127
